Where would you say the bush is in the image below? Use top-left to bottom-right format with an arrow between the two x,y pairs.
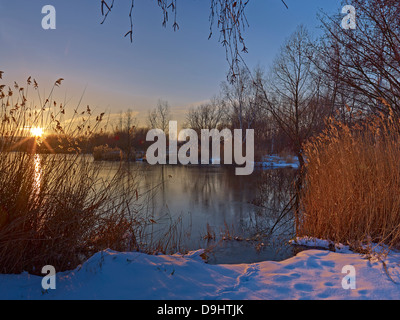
299,110 -> 400,252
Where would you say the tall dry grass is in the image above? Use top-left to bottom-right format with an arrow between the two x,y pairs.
0,75 -> 148,274
299,109 -> 400,252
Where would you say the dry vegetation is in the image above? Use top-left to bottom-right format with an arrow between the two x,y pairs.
0,75 -> 157,274
299,109 -> 400,253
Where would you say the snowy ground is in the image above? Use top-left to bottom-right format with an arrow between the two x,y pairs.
1,238 -> 400,300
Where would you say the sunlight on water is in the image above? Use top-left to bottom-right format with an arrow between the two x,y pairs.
33,154 -> 42,197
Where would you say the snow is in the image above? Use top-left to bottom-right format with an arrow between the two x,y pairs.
1,241 -> 400,300
290,237 -> 354,253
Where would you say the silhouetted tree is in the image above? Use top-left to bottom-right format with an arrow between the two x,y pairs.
147,99 -> 171,133
260,26 -> 323,168
317,0 -> 400,117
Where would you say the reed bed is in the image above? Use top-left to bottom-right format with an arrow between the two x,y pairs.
0,75 -> 152,274
299,110 -> 400,253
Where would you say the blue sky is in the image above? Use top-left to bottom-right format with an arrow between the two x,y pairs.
0,0 -> 341,125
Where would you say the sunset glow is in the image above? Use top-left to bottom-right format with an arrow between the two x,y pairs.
30,127 -> 44,138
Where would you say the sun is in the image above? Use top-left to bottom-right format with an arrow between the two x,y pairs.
30,127 -> 44,138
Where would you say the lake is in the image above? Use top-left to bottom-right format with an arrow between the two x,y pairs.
95,160 -> 299,264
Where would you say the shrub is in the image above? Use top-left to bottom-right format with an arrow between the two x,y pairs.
299,110 -> 400,252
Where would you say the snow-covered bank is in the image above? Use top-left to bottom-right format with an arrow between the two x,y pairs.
1,245 -> 400,300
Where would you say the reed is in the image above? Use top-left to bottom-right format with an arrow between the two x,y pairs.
299,110 -> 400,253
0,75 -> 144,274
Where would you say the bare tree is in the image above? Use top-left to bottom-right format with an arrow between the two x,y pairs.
147,99 -> 171,133
316,0 -> 400,117
219,66 -> 276,160
311,27 -> 363,125
222,66 -> 267,132
184,98 -> 226,134
259,25 -> 324,168
114,109 -> 138,160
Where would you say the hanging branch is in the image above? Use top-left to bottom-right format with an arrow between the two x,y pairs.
157,0 -> 179,31
100,0 -> 179,42
100,0 -> 115,25
100,0 -> 288,78
209,0 -> 251,83
124,0 -> 135,42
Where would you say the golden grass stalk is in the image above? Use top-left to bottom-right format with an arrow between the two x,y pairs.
299,110 -> 400,254
0,75 -> 144,274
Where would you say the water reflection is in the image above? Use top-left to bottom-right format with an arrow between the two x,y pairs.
130,164 -> 299,263
87,160 -> 300,263
33,154 -> 42,199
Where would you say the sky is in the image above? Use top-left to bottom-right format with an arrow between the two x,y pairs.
0,0 -> 342,127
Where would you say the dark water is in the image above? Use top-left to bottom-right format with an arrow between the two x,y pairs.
97,161 -> 299,264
